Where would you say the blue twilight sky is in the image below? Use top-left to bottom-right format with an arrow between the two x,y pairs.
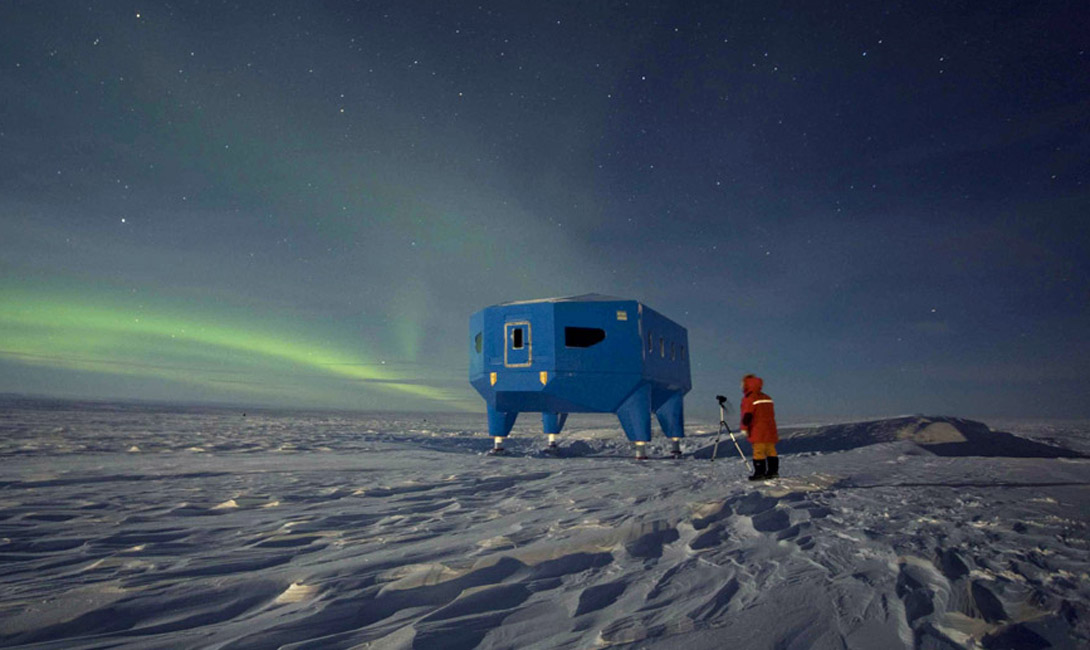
1,1 -> 1087,420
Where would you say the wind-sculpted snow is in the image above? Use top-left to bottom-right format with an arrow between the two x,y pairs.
0,400 -> 1088,649
770,416 -> 1087,458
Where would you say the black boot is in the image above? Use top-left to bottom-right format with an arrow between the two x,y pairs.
766,456 -> 779,479
748,459 -> 767,481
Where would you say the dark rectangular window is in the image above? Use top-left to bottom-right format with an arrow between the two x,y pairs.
681,345 -> 686,360
647,332 -> 653,352
659,337 -> 665,358
512,328 -> 524,349
671,342 -> 676,360
565,327 -> 605,348
474,332 -> 482,354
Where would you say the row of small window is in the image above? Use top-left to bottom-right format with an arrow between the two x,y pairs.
648,332 -> 685,362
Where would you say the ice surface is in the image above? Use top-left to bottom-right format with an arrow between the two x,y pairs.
0,398 -> 1088,649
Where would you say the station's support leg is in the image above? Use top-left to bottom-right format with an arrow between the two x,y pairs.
542,412 -> 568,434
487,406 -> 519,454
542,412 -> 568,452
616,384 -> 651,458
655,392 -> 685,458
654,391 -> 685,439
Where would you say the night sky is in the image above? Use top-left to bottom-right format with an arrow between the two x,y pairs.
2,1 -> 1088,420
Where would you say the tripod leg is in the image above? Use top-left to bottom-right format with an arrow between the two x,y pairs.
727,431 -> 751,473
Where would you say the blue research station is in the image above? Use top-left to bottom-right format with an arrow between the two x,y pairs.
469,294 -> 692,458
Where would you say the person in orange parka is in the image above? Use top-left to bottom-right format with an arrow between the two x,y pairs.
740,374 -> 779,480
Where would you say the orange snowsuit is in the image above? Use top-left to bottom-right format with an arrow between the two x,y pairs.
741,375 -> 778,460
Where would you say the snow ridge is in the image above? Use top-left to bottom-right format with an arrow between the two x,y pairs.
0,403 -> 1087,648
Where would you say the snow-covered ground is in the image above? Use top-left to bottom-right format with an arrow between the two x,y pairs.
1,398 -> 1087,649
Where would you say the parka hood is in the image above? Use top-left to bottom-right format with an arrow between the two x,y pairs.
743,375 -> 763,394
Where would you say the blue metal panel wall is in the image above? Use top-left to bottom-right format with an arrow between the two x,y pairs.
485,303 -> 556,373
469,310 -> 485,381
639,305 -> 691,392
553,300 -> 641,374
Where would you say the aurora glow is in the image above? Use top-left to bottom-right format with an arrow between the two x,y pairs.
0,287 -> 464,408
1,2 -> 1087,416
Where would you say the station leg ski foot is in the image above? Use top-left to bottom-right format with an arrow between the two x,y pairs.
669,438 -> 682,459
487,437 -> 507,456
542,433 -> 560,456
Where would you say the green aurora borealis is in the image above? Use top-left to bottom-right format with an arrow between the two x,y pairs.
0,286 -> 466,409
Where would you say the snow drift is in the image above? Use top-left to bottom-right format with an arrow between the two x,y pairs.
0,401 -> 1087,649
775,415 -> 1086,458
